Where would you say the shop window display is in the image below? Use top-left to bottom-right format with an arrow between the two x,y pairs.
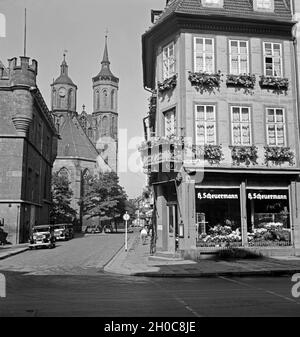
196,189 -> 242,247
246,190 -> 291,246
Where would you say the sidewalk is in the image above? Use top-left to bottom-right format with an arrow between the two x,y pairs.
0,244 -> 29,260
104,233 -> 300,277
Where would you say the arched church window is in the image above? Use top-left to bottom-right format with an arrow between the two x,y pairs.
58,167 -> 70,181
102,89 -> 108,107
88,127 -> 93,139
82,168 -> 91,197
96,90 -> 100,110
68,89 -> 73,109
102,116 -> 108,136
53,89 -> 57,109
111,116 -> 115,136
111,90 -> 115,109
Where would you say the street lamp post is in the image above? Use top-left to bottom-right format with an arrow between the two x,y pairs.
123,212 -> 130,252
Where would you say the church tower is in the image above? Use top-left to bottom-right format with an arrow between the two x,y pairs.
51,54 -> 77,118
92,35 -> 119,172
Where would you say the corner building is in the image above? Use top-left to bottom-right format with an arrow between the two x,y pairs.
141,0 -> 300,256
0,57 -> 58,244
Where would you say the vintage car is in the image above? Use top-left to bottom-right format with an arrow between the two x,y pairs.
29,225 -> 56,249
54,224 -> 74,241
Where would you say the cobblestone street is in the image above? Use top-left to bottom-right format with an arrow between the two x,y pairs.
0,232 -> 133,275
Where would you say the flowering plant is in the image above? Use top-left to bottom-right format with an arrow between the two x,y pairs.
264,146 -> 294,166
157,74 -> 177,94
248,222 -> 291,244
259,76 -> 289,92
230,145 -> 258,166
226,74 -> 256,89
198,225 -> 242,247
188,71 -> 222,93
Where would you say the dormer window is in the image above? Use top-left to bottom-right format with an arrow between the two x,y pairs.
254,0 -> 274,12
202,0 -> 223,8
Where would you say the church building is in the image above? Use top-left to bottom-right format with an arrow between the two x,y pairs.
51,36 -> 119,229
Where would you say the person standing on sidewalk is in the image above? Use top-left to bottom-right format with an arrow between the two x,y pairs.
140,227 -> 148,245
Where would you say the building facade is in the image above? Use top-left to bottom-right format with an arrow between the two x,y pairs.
51,54 -> 111,229
141,0 -> 300,256
0,56 -> 58,244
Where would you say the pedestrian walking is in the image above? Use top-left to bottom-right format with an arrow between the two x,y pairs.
140,227 -> 148,245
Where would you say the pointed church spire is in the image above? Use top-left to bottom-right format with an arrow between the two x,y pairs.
101,33 -> 110,65
60,52 -> 68,76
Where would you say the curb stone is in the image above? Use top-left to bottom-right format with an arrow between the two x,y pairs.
0,247 -> 29,261
102,232 -> 139,272
132,269 -> 300,278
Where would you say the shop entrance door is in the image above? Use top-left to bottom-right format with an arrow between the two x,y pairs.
167,204 -> 178,252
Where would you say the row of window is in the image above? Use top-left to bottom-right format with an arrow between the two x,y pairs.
163,39 -> 283,80
94,89 -> 116,110
164,106 -> 287,147
200,0 -> 274,12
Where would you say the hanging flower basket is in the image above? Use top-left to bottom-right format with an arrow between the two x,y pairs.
226,74 -> 256,89
264,146 -> 294,166
188,71 -> 222,93
259,75 -> 289,92
157,74 -> 177,94
230,145 -> 258,166
204,145 -> 224,164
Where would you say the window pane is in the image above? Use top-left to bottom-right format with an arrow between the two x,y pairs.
231,56 -> 239,74
242,125 -> 251,144
264,44 -> 272,55
205,39 -> 213,52
232,124 -> 241,144
240,57 -> 248,74
231,41 -> 238,54
241,108 -> 249,121
206,56 -> 213,73
267,109 -> 275,122
206,106 -> 215,120
276,110 -> 283,122
196,39 -> 204,52
196,56 -> 203,72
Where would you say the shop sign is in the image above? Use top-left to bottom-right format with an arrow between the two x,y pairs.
247,192 -> 287,201
197,192 -> 239,200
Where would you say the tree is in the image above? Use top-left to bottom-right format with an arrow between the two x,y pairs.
125,199 -> 138,220
81,172 -> 127,223
50,172 -> 76,224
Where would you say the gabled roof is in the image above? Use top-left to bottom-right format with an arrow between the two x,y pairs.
57,114 -> 99,160
152,0 -> 292,29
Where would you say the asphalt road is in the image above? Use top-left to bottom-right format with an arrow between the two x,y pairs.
0,234 -> 300,317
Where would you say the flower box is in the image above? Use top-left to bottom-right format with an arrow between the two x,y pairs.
226,74 -> 256,89
188,71 -> 222,92
230,145 -> 258,166
157,74 -> 177,94
259,75 -> 289,91
264,146 -> 294,166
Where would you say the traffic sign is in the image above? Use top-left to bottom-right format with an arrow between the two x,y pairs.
123,213 -> 130,221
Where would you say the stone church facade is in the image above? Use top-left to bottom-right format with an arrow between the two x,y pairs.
51,37 -> 118,229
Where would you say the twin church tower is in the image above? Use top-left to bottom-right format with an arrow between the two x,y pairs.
51,36 -> 119,173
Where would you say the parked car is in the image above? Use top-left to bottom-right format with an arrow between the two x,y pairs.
54,224 -> 74,241
29,225 -> 55,249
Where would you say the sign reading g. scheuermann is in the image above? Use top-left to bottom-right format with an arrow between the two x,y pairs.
197,192 -> 239,200
247,193 -> 287,201
0,13 -> 6,38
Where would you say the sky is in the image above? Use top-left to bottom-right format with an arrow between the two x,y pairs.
0,0 -> 165,199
